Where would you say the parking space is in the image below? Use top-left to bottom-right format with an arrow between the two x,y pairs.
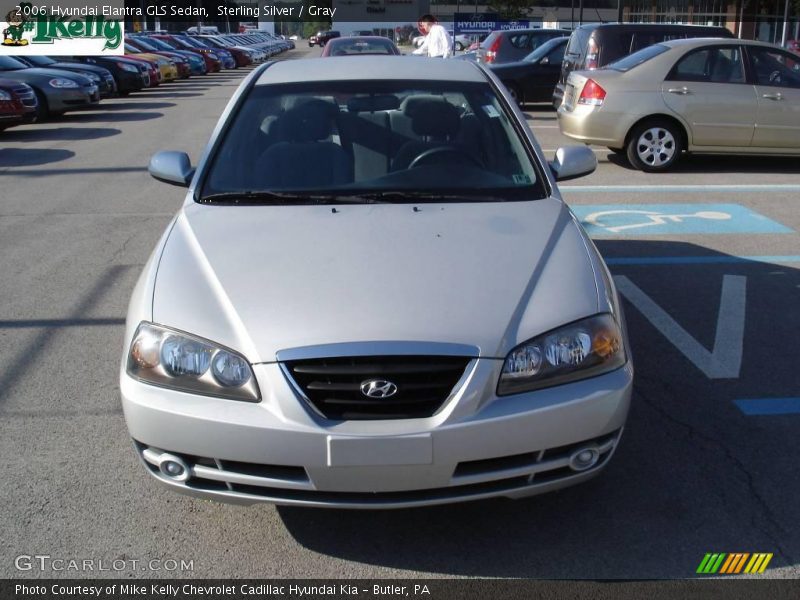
1,50 -> 798,580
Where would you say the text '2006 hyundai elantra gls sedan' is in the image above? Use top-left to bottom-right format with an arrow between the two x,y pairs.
121,57 -> 633,509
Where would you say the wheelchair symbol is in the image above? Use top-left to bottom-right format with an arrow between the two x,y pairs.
583,209 -> 732,233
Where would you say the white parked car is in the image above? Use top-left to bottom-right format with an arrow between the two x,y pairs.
122,57 -> 632,508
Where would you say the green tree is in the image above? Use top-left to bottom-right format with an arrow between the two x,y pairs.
487,0 -> 532,19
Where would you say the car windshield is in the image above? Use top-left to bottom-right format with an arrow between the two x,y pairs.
145,37 -> 174,51
22,56 -> 56,67
0,56 -> 29,70
201,80 -> 546,203
328,39 -> 395,55
523,37 -> 566,62
132,38 -> 158,51
607,43 -> 670,71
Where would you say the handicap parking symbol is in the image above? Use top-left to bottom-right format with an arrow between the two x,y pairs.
570,204 -> 792,236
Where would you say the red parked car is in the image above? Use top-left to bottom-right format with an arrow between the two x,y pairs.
152,35 -> 222,72
0,78 -> 37,130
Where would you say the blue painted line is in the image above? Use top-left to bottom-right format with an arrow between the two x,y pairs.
734,398 -> 800,416
571,203 -> 792,235
605,255 -> 800,266
561,184 -> 800,194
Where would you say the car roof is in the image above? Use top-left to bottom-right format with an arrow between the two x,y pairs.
577,22 -> 729,32
255,56 -> 487,85
660,37 -> 784,50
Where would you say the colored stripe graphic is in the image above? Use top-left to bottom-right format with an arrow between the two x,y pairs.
744,553 -> 774,573
697,553 -> 727,574
698,553 -> 773,574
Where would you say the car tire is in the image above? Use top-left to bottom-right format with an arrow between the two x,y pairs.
34,89 -> 49,121
626,119 -> 682,172
455,42 -> 464,51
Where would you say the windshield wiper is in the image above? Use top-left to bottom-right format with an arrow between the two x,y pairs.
199,191 -> 389,205
353,191 -> 509,203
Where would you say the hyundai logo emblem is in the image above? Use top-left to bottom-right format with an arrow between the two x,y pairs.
360,379 -> 399,399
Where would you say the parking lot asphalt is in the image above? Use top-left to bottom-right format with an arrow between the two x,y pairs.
1,45 -> 799,579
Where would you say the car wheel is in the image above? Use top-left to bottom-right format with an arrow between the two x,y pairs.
626,119 -> 682,172
455,42 -> 464,51
34,89 -> 49,120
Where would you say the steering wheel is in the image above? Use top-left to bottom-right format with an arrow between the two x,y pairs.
408,146 -> 484,170
769,69 -> 782,84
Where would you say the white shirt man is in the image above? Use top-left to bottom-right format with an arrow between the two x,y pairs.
412,19 -> 452,59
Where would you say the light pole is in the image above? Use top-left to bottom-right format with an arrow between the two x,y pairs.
781,0 -> 790,46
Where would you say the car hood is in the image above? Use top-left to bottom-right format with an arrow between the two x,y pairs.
0,67 -> 92,84
152,198 -> 600,363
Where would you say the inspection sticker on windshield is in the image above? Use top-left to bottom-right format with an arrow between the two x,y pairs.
513,174 -> 531,184
483,105 -> 501,118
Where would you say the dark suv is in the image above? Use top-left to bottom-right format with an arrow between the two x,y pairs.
478,28 -> 569,64
553,23 -> 734,107
314,30 -> 341,47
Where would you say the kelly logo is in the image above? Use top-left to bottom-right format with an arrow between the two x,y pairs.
696,553 -> 773,575
2,3 -> 122,52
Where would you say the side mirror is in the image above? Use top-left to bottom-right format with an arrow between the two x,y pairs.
549,146 -> 597,181
149,151 -> 194,187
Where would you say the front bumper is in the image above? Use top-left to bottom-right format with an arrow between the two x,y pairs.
50,85 -> 99,111
121,359 -> 633,509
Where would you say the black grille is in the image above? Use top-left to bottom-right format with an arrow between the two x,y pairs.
284,355 -> 471,420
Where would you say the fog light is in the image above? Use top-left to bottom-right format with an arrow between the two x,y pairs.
569,446 -> 600,472
158,453 -> 190,482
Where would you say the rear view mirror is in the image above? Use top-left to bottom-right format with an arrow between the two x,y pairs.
549,146 -> 597,181
149,151 -> 194,187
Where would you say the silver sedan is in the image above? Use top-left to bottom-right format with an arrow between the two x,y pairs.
121,57 -> 632,509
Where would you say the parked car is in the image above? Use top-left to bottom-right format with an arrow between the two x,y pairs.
0,56 -> 99,119
15,55 -> 117,98
152,34 -> 222,72
66,55 -> 149,94
557,38 -> 800,172
320,36 -> 401,57
125,44 -> 180,81
478,28 -> 569,65
134,35 -> 208,75
490,36 -> 569,105
179,34 -> 237,69
554,23 -> 735,108
126,37 -> 194,78
0,78 -> 37,130
197,35 -> 254,67
315,30 -> 341,47
125,56 -> 632,509
308,34 -> 318,47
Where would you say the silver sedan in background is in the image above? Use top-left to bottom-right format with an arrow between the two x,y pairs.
121,57 -> 632,509
558,38 -> 800,171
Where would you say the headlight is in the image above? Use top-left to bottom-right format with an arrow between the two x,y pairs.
48,78 -> 79,88
126,322 -> 260,402
117,62 -> 139,73
0,90 -> 11,101
498,314 -> 626,396
87,73 -> 100,82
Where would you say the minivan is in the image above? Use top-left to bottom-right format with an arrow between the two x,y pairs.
553,23 -> 734,107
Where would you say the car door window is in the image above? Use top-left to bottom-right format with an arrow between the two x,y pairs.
749,47 -> 800,88
668,47 -> 745,84
548,43 -> 566,64
509,34 -> 530,49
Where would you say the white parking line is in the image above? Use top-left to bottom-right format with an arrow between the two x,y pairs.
560,184 -> 800,194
